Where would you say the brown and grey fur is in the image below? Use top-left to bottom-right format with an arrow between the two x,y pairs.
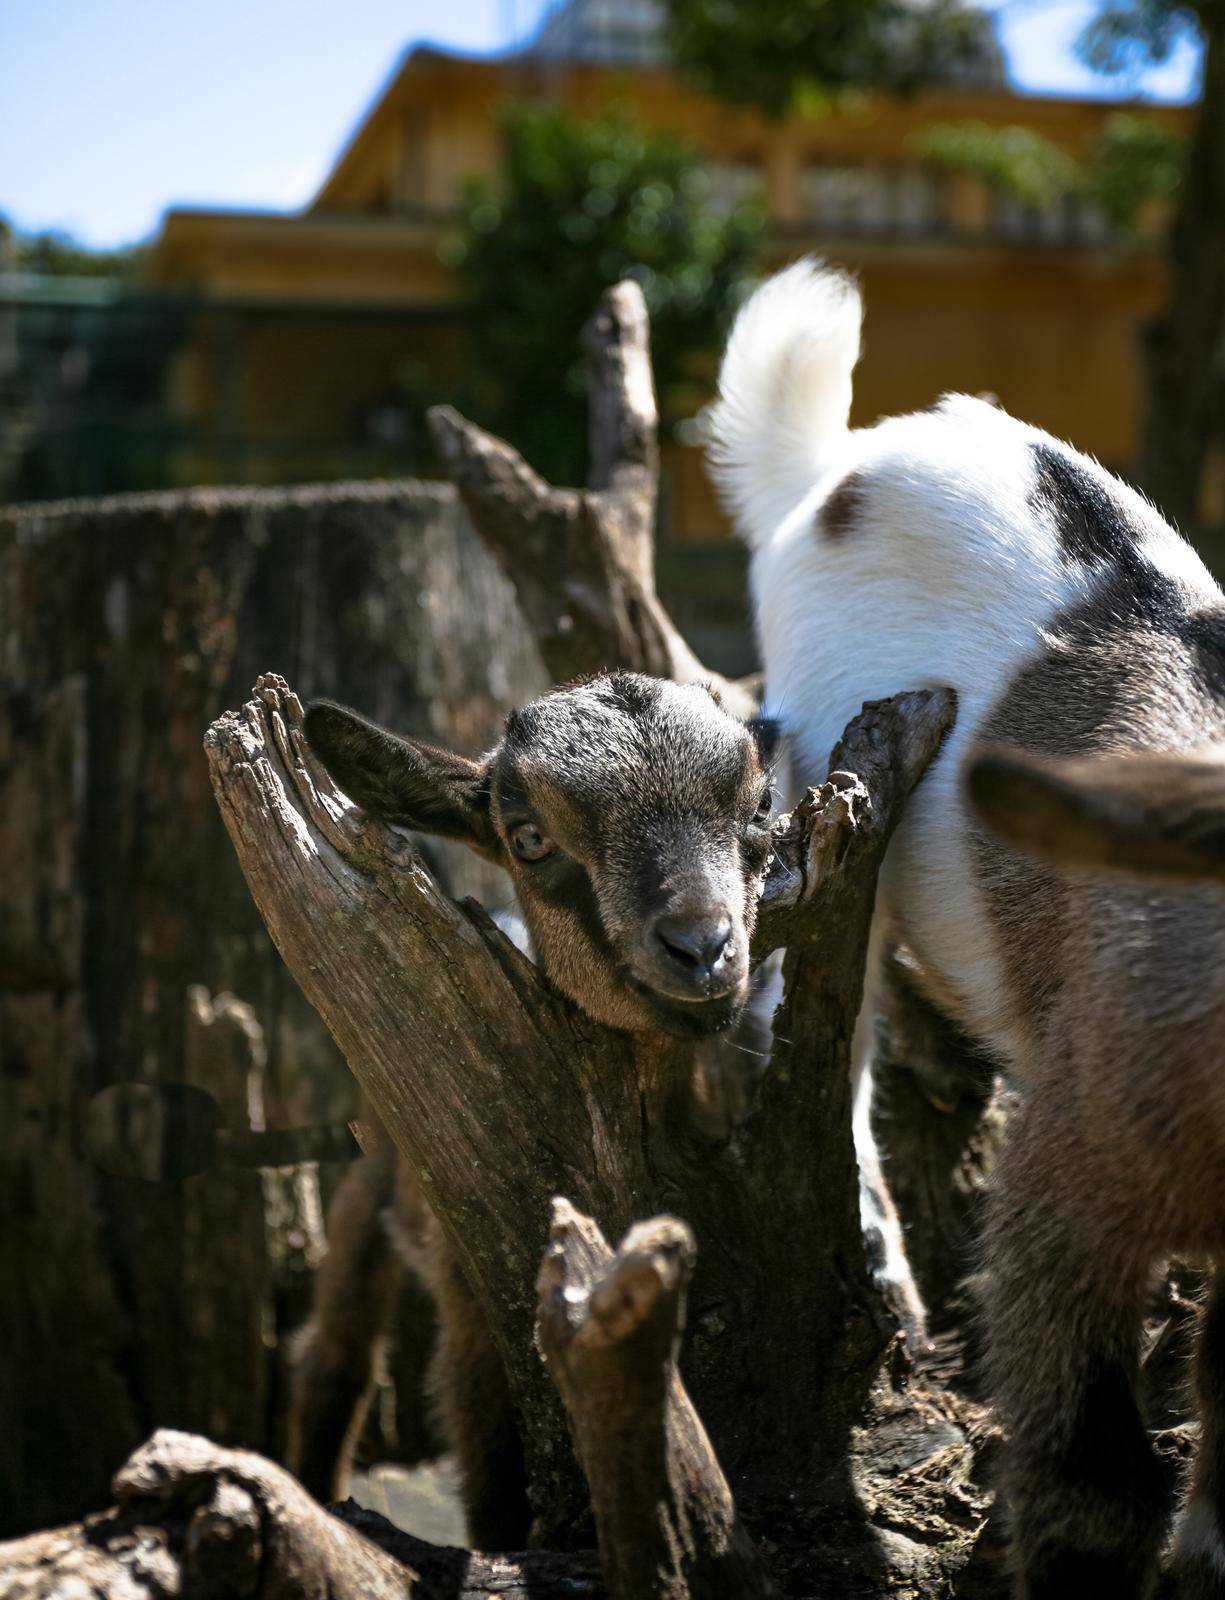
963,564 -> 1225,1598
292,671 -> 779,1545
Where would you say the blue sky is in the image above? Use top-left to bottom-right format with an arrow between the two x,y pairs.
0,1 -> 1202,251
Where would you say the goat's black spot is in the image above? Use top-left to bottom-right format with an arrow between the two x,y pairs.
818,471 -> 866,540
1052,555 -> 1185,650
1030,444 -> 1143,576
1181,607 -> 1225,699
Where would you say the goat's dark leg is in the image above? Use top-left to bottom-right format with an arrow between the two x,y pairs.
985,1103 -> 1167,1600
287,1144 -> 407,1502
1171,1271 -> 1225,1598
427,1239 -> 532,1551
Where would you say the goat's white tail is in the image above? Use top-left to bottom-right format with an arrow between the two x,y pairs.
706,259 -> 862,550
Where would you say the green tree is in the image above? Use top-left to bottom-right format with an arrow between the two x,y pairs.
662,0 -> 1224,531
659,0 -> 989,117
447,103 -> 761,487
8,228 -> 146,280
921,3 -> 1220,527
916,113 -> 1184,230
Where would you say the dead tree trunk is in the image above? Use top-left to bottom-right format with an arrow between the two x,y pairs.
199,667 -> 992,1595
2,282 -> 1005,1596
0,479 -> 544,1535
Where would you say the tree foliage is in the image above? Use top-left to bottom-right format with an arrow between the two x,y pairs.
658,0 -> 990,118
447,103 -> 761,487
917,112 -> 1185,230
1078,1 -> 1205,77
7,228 -> 147,280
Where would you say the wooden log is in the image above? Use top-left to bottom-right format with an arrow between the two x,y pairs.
0,1429 -> 604,1600
427,283 -> 752,715
0,480 -> 545,1533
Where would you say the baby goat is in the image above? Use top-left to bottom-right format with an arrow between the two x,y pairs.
297,671 -> 779,1546
710,259 -> 1225,1598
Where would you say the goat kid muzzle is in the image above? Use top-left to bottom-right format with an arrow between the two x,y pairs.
634,904 -> 748,1005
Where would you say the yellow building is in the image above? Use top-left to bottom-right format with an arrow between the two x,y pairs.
147,0 -> 1189,538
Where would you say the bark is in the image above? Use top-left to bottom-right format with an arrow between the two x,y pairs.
190,283 -> 1002,1593
0,1430 -> 603,1600
5,280 -> 1009,1594
0,480 -> 544,1535
1142,5 -> 1225,530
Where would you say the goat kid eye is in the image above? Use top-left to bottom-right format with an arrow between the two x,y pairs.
510,822 -> 555,863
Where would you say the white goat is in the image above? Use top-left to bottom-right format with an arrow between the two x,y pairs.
709,258 -> 1225,1599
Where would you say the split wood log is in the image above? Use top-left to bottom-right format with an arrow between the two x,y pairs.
0,1429 -> 602,1600
0,478 -> 545,1534
202,671 -> 997,1594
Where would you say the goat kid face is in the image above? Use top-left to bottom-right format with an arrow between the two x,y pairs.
305,673 -> 779,1038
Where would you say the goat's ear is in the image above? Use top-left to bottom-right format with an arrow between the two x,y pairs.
748,713 -> 784,770
305,701 -> 500,859
966,744 -> 1225,885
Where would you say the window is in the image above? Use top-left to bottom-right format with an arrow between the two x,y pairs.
706,160 -> 762,213
802,162 -> 946,237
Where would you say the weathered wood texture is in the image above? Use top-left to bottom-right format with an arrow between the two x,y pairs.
203,672 -> 995,1593
0,1429 -> 604,1600
0,481 -> 545,1535
536,1200 -> 770,1600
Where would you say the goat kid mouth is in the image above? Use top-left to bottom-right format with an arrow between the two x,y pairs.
626,974 -> 748,1039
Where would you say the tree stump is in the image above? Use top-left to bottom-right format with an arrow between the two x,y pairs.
198,667 -> 997,1595
1,282 -> 1010,1597
0,477 -> 545,1533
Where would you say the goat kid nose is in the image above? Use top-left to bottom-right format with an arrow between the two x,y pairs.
654,914 -> 734,980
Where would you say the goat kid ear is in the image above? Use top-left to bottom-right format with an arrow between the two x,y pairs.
966,744 -> 1225,885
305,700 -> 500,860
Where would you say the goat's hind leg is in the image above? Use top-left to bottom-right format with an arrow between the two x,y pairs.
427,1241 -> 532,1550
986,1107 -> 1168,1599
1171,1271 -> 1225,1598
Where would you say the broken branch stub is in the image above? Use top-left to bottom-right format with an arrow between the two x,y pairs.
537,1199 -> 772,1600
204,671 -> 597,1535
427,281 -> 751,715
